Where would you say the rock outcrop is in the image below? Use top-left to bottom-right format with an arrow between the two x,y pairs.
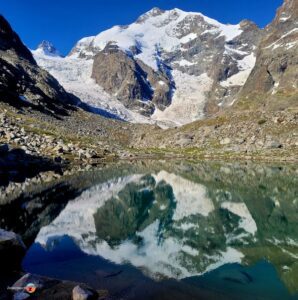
0,229 -> 26,270
72,285 -> 98,300
91,43 -> 172,116
236,0 -> 298,111
0,15 -> 76,116
8,273 -> 100,300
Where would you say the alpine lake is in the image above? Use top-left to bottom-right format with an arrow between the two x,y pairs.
1,160 -> 298,300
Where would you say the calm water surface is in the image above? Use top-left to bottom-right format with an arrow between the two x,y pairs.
3,161 -> 298,299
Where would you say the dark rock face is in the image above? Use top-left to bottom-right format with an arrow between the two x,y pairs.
237,0 -> 298,110
0,16 -> 35,64
0,229 -> 26,271
92,43 -> 173,116
0,15 -> 76,116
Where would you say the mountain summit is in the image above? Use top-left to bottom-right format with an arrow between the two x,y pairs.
136,7 -> 165,23
35,40 -> 61,57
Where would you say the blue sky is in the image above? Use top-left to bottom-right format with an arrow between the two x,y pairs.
0,0 -> 283,55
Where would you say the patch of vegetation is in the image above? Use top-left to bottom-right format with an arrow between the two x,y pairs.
258,119 -> 267,125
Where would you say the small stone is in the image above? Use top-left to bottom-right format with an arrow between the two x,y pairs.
266,141 -> 283,149
177,138 -> 192,146
235,138 -> 245,145
220,138 -> 231,145
72,285 -> 97,300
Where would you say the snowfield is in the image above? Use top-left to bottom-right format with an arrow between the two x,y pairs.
220,53 -> 256,88
152,71 -> 213,126
32,51 -> 153,124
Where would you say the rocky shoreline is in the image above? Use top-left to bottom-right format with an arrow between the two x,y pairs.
1,102 -> 297,168
0,229 -> 107,300
0,111 -> 104,163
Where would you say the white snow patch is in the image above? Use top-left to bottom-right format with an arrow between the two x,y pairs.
221,53 -> 256,87
272,81 -> 280,95
152,71 -> 213,126
205,247 -> 244,273
280,16 -> 290,22
177,222 -> 199,231
285,40 -> 298,50
224,45 -> 248,56
154,171 -> 215,219
178,59 -> 196,66
180,33 -> 197,43
221,202 -> 257,235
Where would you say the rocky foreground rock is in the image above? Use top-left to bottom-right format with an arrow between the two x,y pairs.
9,274 -> 102,300
0,229 -> 26,271
0,230 -> 107,300
0,110 -> 105,163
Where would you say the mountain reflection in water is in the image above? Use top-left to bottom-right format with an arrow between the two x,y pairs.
21,161 -> 298,299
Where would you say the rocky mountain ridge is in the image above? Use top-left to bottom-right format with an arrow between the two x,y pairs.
131,0 -> 297,155
235,0 -> 298,111
0,16 -> 76,116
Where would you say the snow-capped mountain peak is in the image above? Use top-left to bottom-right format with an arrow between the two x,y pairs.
69,8 -> 244,63
34,40 -> 61,57
32,8 -> 262,127
136,7 -> 165,22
